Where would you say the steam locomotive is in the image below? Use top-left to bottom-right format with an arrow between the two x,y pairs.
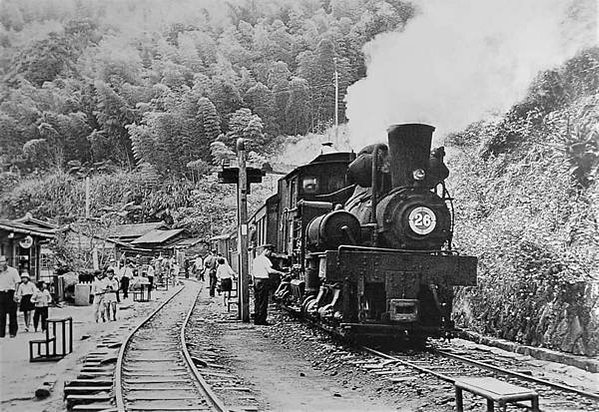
213,123 -> 477,341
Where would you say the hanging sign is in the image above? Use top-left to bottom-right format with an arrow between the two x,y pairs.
19,235 -> 34,249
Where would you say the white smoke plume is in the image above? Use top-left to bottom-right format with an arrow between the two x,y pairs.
345,0 -> 596,147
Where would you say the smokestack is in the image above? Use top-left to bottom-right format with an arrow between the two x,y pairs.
387,123 -> 434,188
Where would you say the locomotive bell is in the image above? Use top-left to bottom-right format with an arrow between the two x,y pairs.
387,124 -> 435,188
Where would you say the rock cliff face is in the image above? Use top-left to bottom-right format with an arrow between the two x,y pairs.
449,48 -> 599,356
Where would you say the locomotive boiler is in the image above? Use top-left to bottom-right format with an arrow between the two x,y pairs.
217,123 -> 477,342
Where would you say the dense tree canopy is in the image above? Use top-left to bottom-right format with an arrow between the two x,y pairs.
0,0 -> 414,176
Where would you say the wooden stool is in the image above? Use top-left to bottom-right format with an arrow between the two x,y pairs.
29,317 -> 73,362
225,282 -> 239,312
133,284 -> 151,302
455,377 -> 539,412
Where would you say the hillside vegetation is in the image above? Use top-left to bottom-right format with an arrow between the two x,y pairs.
0,0 -> 413,179
449,48 -> 599,355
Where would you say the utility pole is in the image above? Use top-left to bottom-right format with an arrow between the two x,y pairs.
334,57 -> 339,146
237,139 -> 250,323
85,176 -> 91,219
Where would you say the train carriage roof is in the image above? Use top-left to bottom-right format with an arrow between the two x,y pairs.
282,151 -> 355,180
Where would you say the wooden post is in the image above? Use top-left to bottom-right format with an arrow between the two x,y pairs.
237,139 -> 250,323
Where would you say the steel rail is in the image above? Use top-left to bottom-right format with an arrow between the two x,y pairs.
114,283 -> 186,412
435,348 -> 599,401
180,283 -> 228,412
362,345 -> 599,402
362,346 -> 454,383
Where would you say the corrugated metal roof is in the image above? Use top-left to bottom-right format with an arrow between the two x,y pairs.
108,222 -> 166,238
174,237 -> 203,247
131,228 -> 185,244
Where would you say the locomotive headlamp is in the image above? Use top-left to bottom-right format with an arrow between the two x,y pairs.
408,206 -> 437,235
412,169 -> 426,181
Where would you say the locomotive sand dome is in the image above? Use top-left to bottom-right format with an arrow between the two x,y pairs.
215,123 -> 477,343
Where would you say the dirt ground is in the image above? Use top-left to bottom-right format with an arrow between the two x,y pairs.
188,289 -> 440,411
189,286 -> 599,412
3,280 -> 596,411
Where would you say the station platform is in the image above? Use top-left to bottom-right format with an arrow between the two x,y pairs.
0,285 -> 180,411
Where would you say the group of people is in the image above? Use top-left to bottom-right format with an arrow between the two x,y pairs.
194,245 -> 284,326
0,256 -> 52,338
189,250 -> 237,298
90,257 -> 160,322
90,268 -> 120,322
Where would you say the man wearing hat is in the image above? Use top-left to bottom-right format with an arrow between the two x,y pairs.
0,256 -> 21,337
252,244 -> 285,325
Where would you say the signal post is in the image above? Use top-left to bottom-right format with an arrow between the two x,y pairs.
237,139 -> 249,322
218,139 -> 265,322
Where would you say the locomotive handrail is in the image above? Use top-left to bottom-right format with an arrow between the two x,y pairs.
337,245 -> 461,255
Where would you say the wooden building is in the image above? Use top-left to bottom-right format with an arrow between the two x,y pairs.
130,228 -> 188,254
0,214 -> 57,280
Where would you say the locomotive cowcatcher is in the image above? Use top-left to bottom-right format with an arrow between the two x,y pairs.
217,123 -> 477,342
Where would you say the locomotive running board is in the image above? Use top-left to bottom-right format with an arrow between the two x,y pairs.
336,245 -> 477,286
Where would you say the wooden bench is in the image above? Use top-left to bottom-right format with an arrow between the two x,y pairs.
454,377 -> 539,412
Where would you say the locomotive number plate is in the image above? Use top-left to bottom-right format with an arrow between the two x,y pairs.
408,206 -> 437,235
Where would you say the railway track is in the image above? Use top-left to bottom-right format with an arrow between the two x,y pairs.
358,344 -> 599,411
114,281 -> 226,412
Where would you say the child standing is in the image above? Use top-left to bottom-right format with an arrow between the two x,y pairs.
31,281 -> 52,332
15,273 -> 37,331
91,270 -> 107,322
103,268 -> 119,321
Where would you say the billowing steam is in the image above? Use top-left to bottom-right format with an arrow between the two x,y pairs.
345,0 -> 596,147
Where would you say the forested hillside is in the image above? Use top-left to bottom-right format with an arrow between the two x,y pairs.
0,0 -> 412,178
0,0 -> 414,236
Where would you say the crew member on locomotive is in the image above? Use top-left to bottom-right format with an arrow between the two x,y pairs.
252,244 -> 285,325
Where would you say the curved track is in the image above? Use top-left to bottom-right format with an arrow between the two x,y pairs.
361,344 -> 599,411
115,281 -> 227,412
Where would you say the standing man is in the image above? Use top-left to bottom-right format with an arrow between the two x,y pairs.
0,256 -> 21,337
252,245 -> 285,326
121,261 -> 133,299
204,250 -> 218,296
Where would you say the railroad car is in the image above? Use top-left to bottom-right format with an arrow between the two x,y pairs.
217,123 -> 477,342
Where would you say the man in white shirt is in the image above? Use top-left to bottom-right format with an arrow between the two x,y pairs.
0,256 -> 21,337
252,245 -> 284,326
